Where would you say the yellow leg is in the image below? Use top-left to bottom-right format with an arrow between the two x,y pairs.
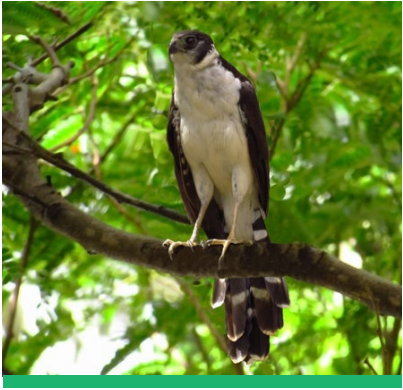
163,200 -> 209,260
204,199 -> 253,263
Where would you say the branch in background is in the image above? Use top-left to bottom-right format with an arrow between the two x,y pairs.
6,58 -> 74,113
17,131 -> 189,225
381,317 -> 402,375
3,22 -> 88,95
2,216 -> 38,363
363,358 -> 378,375
32,22 -> 93,67
89,135 -> 149,235
2,152 -> 401,319
269,38 -> 327,160
58,36 -> 137,91
284,32 -> 308,93
375,306 -> 388,374
97,114 -> 136,166
269,116 -> 285,162
33,2 -> 70,25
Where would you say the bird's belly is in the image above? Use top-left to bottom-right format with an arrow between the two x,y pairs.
181,118 -> 253,197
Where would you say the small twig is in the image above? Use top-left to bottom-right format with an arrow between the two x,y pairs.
363,357 -> 378,375
89,129 -> 101,175
90,138 -> 148,235
31,22 -> 93,67
191,328 -> 212,372
2,216 -> 38,362
270,49 -> 327,159
98,114 -> 135,165
389,318 -> 402,371
60,36 -> 136,89
374,306 -> 388,374
269,116 -> 285,161
109,197 -> 148,234
18,132 -> 190,225
34,2 -> 70,24
284,32 -> 307,91
2,113 -> 20,130
30,36 -> 61,67
275,76 -> 288,101
397,355 -> 402,375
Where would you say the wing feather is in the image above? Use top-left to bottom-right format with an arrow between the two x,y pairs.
219,58 -> 270,216
239,81 -> 270,216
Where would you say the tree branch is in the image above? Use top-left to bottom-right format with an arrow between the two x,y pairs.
2,144 -> 401,319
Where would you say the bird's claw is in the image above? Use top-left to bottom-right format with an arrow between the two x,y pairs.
162,239 -> 198,260
202,238 -> 254,265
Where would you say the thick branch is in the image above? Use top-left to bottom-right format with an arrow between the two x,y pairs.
2,149 -> 401,318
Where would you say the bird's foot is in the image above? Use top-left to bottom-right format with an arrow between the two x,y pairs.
163,239 -> 198,260
202,238 -> 253,265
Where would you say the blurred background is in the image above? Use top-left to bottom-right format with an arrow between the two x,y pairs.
2,1 -> 401,375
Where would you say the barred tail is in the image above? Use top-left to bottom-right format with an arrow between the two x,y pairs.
212,213 -> 290,364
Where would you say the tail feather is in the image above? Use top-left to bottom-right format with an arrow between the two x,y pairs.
250,278 -> 283,335
227,320 -> 252,364
211,212 -> 289,364
246,318 -> 270,363
264,277 -> 290,308
212,278 -> 227,308
213,275 -> 288,364
224,279 -> 248,341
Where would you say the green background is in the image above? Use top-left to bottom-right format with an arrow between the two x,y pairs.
2,1 -> 402,377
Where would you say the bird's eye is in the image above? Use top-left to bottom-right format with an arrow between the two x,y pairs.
185,36 -> 197,48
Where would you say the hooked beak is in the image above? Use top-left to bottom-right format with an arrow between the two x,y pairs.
169,39 -> 186,56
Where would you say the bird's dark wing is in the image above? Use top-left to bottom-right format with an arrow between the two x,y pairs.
239,80 -> 270,216
219,57 -> 269,216
167,94 -> 225,239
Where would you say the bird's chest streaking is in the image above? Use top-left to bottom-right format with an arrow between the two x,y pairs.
174,62 -> 258,239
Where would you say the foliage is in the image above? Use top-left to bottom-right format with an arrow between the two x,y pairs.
2,1 -> 401,375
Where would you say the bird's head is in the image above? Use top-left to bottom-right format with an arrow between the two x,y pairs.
169,30 -> 217,68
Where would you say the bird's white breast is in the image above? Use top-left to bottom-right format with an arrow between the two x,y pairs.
173,59 -> 259,240
174,62 -> 253,196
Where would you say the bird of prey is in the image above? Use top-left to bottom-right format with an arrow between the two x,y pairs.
164,30 -> 290,364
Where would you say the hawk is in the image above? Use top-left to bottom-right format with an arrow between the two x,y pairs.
164,30 -> 290,364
